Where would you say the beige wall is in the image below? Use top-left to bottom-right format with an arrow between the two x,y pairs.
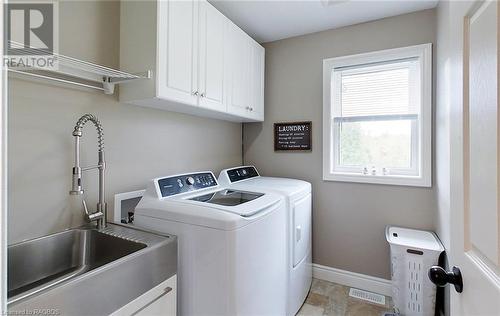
7,1 -> 439,281
244,9 -> 437,279
7,1 -> 242,244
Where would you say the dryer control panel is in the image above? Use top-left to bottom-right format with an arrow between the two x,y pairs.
226,166 -> 259,183
156,172 -> 217,198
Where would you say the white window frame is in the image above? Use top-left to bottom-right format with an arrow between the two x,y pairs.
322,43 -> 432,187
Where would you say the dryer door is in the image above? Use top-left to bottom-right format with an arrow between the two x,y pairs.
293,193 -> 312,267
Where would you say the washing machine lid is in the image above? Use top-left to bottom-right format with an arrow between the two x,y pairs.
136,185 -> 283,229
218,166 -> 311,198
180,188 -> 279,217
241,177 -> 311,196
189,189 -> 264,206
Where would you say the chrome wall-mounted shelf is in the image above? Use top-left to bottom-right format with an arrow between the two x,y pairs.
6,43 -> 150,95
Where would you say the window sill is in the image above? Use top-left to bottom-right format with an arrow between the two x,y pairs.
323,172 -> 431,187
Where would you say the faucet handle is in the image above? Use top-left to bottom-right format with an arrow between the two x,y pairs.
82,199 -> 89,216
82,199 -> 104,222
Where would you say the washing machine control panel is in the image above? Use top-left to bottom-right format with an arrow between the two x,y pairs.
226,166 -> 259,183
156,172 -> 217,198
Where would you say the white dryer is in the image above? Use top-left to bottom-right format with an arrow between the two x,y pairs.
218,166 -> 312,316
134,171 -> 287,316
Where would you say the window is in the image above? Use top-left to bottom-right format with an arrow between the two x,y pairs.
323,44 -> 432,187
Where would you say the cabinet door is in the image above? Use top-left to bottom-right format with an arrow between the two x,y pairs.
248,42 -> 265,121
157,0 -> 198,106
198,1 -> 226,112
225,22 -> 252,118
110,275 -> 177,316
134,285 -> 176,316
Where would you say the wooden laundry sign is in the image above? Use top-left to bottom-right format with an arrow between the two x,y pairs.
274,121 -> 312,151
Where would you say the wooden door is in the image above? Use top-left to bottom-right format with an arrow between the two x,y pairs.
452,1 -> 500,314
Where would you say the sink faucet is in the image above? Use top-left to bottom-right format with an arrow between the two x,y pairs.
69,114 -> 107,229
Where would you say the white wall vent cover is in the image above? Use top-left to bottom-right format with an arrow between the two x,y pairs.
348,288 -> 386,305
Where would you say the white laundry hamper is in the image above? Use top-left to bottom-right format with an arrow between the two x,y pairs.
386,226 -> 444,316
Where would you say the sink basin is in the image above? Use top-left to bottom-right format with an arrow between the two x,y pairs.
8,228 -> 146,299
7,223 -> 177,315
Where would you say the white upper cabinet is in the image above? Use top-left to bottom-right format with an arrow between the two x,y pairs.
157,0 -> 198,106
225,21 -> 265,121
250,40 -> 265,121
198,1 -> 226,112
120,0 -> 264,122
225,22 -> 252,118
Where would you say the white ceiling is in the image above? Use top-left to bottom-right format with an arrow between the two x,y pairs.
209,0 -> 439,43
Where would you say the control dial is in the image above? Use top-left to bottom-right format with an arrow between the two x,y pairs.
186,176 -> 195,185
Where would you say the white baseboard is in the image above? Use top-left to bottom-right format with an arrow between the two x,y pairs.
312,263 -> 392,297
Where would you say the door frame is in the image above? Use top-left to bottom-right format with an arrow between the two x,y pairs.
1,0 -> 7,311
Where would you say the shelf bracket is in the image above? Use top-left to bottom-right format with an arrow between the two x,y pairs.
102,70 -> 152,95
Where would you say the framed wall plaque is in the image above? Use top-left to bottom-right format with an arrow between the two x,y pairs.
274,121 -> 312,151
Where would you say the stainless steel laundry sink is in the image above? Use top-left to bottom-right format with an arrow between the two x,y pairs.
7,223 -> 177,315
8,228 -> 146,298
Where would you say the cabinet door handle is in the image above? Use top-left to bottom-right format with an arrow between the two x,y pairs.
200,92 -> 206,97
249,107 -> 254,112
131,286 -> 174,315
192,91 -> 199,96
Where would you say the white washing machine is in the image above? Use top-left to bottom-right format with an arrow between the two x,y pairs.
218,166 -> 312,316
134,171 -> 288,316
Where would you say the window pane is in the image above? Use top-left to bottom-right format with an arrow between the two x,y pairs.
338,60 -> 420,118
338,119 -> 413,169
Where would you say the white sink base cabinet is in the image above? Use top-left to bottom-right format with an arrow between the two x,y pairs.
110,275 -> 176,316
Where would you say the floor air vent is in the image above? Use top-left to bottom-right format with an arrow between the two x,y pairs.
348,288 -> 386,306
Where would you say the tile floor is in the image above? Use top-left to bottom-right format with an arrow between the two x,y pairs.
296,278 -> 394,316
